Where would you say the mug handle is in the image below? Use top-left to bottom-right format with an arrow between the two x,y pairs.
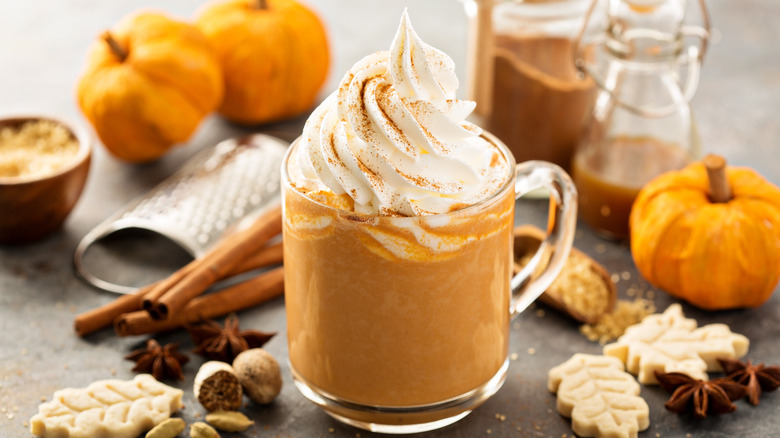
510,161 -> 578,317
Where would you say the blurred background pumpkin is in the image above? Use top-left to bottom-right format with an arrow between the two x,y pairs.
195,0 -> 330,125
77,11 -> 224,163
630,155 -> 780,310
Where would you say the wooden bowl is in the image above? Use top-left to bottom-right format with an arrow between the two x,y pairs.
0,116 -> 91,244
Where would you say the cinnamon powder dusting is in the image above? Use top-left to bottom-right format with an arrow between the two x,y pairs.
374,81 -> 416,157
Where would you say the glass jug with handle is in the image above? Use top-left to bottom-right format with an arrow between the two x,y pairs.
572,0 -> 710,240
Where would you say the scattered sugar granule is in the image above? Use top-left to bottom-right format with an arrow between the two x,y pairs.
580,298 -> 656,344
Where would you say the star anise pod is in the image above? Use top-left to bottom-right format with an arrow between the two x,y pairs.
186,314 -> 275,363
655,371 -> 746,419
718,358 -> 780,405
124,339 -> 189,381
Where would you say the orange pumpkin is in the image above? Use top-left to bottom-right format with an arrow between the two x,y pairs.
630,155 -> 780,310
196,0 -> 330,125
77,12 -> 223,163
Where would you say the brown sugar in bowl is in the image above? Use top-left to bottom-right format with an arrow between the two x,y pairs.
0,116 -> 91,244
513,225 -> 617,324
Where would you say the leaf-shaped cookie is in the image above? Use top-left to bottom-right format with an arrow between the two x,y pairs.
549,354 -> 649,438
30,374 -> 183,438
603,304 -> 749,384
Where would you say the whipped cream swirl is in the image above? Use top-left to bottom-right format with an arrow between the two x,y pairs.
289,10 -> 509,216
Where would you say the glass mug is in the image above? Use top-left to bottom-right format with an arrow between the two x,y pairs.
282,132 -> 577,433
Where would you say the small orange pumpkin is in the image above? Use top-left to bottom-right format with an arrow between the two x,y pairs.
195,0 -> 330,125
77,12 -> 223,163
630,154 -> 780,310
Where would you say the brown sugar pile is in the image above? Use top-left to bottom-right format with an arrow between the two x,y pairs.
518,251 -> 612,322
580,298 -> 656,344
552,252 -> 613,322
0,120 -> 79,178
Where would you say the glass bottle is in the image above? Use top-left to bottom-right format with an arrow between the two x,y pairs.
463,0 -> 595,172
572,0 -> 710,239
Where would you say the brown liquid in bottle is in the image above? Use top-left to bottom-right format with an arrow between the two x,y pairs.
573,136 -> 691,240
487,35 -> 595,171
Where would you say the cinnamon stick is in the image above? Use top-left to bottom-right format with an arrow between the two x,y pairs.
238,240 -> 283,271
74,240 -> 284,337
703,154 -> 731,203
115,267 -> 284,337
141,240 -> 284,314
149,205 -> 283,320
73,285 -> 152,337
142,262 -> 198,317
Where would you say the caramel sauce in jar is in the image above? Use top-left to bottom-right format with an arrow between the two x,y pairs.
573,136 -> 691,240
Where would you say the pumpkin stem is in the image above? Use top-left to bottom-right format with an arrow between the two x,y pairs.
101,31 -> 128,62
256,0 -> 268,9
703,154 -> 731,203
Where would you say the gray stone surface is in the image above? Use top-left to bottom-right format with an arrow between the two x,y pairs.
1,1 -> 779,437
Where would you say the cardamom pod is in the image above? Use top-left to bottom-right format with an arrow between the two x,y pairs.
205,410 -> 254,432
190,421 -> 220,438
145,418 -> 185,438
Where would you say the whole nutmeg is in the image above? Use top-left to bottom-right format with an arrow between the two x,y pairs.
193,361 -> 243,412
233,348 -> 282,404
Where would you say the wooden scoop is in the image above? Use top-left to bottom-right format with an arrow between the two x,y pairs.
513,225 -> 617,324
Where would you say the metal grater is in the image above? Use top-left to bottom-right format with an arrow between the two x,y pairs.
74,134 -> 287,294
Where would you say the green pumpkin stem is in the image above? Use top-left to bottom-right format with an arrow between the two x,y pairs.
101,31 -> 128,62
704,154 -> 731,203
